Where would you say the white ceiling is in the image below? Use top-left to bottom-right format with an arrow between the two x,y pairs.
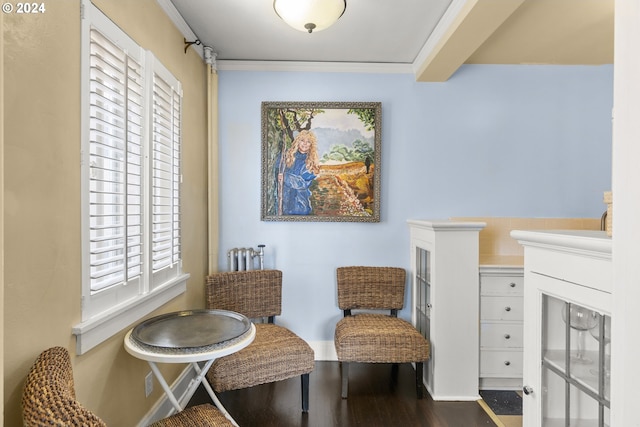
168,0 -> 614,82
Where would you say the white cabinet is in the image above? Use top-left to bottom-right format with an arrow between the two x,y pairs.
408,219 -> 485,401
479,266 -> 524,390
511,230 -> 612,427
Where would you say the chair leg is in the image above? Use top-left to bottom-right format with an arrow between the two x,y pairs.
391,363 -> 399,382
301,373 -> 310,412
416,362 -> 424,399
341,362 -> 349,399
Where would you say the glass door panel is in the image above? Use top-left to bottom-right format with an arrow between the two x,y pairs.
415,247 -> 430,337
541,294 -> 610,427
416,247 -> 432,388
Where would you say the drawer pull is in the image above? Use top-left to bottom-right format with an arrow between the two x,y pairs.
523,385 -> 533,395
504,334 -> 511,339
504,361 -> 511,366
509,282 -> 516,288
504,306 -> 512,312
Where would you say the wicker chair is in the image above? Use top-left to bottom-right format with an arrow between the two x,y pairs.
334,266 -> 430,399
22,346 -> 233,427
205,269 -> 315,412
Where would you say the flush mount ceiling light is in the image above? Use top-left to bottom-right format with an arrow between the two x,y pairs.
274,0 -> 346,33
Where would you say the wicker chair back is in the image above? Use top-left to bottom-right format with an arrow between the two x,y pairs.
206,269 -> 282,319
337,266 -> 406,311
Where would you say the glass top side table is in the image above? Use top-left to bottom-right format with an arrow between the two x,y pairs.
124,309 -> 256,426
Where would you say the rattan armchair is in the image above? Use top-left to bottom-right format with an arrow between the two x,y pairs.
205,269 -> 315,412
22,346 -> 233,427
334,266 -> 430,399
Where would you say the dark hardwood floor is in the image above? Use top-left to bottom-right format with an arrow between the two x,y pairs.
188,361 -> 497,427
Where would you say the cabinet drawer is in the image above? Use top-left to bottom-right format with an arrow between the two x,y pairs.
480,350 -> 523,376
481,296 -> 523,321
480,322 -> 523,348
480,275 -> 524,296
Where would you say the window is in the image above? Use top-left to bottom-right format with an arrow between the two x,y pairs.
73,1 -> 188,355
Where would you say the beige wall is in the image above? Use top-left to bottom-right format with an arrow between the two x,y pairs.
1,6 -> 5,427
3,1 -> 210,425
453,217 -> 602,258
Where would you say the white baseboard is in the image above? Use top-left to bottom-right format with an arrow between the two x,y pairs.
426,383 -> 481,401
308,340 -> 337,361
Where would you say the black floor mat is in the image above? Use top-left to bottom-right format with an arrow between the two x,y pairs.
479,390 -> 523,416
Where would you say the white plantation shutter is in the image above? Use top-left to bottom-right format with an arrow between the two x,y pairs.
125,57 -> 144,282
78,1 -> 186,343
88,28 -> 143,294
171,89 -> 181,266
150,60 -> 182,286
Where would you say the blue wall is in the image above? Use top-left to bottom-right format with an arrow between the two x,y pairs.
217,64 -> 613,344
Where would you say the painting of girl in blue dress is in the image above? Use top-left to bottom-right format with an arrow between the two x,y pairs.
276,130 -> 320,215
261,102 -> 381,222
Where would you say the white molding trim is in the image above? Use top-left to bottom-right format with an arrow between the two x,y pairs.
155,0 -> 204,59
72,274 -> 188,355
511,230 -> 612,260
217,60 -> 414,74
479,265 -> 524,276
308,340 -> 338,361
411,0 -> 468,75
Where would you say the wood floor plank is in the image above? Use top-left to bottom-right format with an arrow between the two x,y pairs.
188,361 -> 497,427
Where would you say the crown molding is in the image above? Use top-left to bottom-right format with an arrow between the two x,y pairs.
156,0 -> 204,59
217,60 -> 413,74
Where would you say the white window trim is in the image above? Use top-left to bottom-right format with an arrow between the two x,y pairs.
73,0 -> 186,355
72,274 -> 188,355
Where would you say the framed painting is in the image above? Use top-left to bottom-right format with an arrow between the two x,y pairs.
261,101 -> 381,222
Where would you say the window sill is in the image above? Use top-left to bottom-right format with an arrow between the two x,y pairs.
72,273 -> 189,355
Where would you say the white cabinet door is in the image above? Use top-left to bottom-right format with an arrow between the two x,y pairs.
513,230 -> 612,427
